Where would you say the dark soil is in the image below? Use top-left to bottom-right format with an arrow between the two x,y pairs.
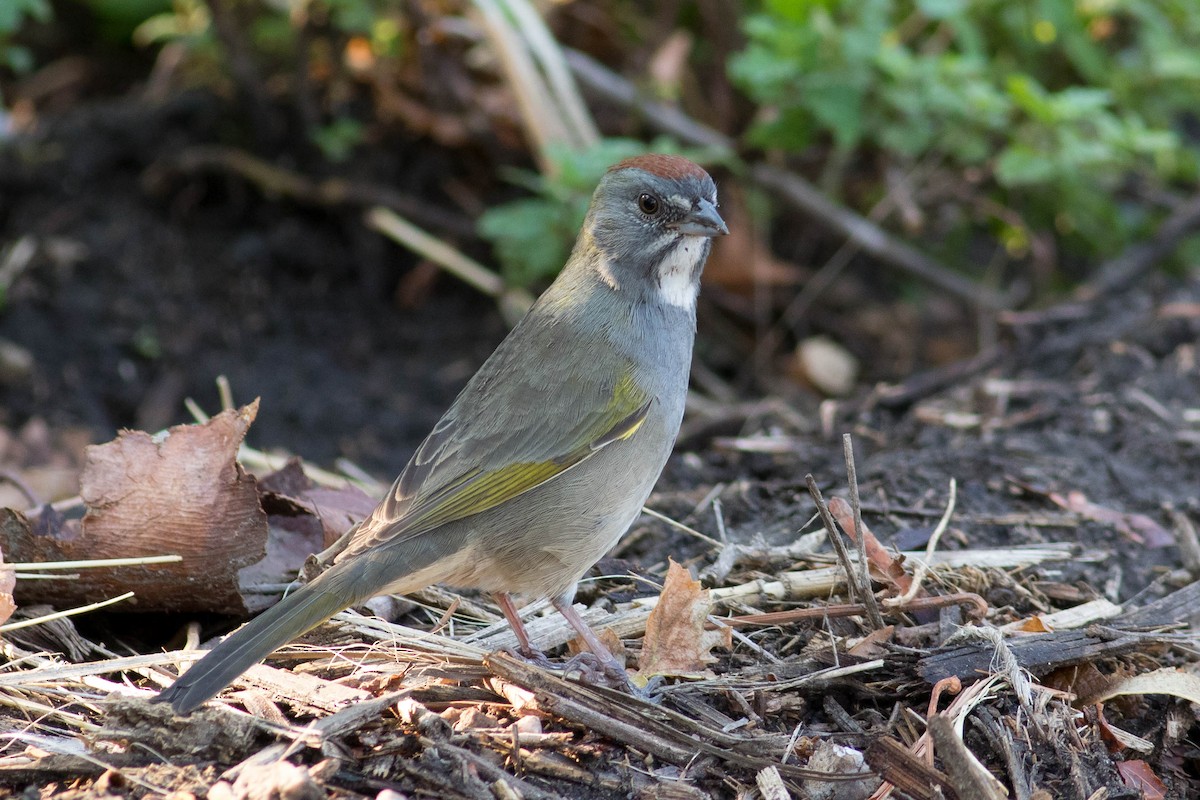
0,91 -> 506,472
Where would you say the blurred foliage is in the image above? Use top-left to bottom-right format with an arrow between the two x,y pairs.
132,0 -> 401,160
0,0 -> 52,75
86,0 -> 172,43
133,0 -> 213,51
5,0 -> 1198,289
729,0 -> 1200,264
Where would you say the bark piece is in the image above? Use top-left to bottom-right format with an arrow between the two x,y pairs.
4,403 -> 268,614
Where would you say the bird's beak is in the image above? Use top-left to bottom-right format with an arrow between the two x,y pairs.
672,198 -> 729,237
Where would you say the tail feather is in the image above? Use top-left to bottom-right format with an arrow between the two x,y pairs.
154,569 -> 362,714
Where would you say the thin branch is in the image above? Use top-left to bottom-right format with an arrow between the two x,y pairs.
892,479 -> 957,605
366,207 -> 533,325
805,475 -> 870,614
498,0 -> 598,149
1085,189 -> 1200,297
640,506 -> 723,548
1,592 -> 136,633
842,435 -> 885,629
8,555 -> 182,572
159,145 -> 476,237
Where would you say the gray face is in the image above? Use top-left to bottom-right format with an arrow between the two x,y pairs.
585,168 -> 726,307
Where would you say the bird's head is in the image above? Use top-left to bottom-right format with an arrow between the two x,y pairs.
578,154 -> 727,311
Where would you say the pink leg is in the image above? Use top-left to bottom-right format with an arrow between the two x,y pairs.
496,593 -> 634,690
552,596 -> 625,673
494,592 -> 536,654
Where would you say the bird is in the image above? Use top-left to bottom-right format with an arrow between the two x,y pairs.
155,154 -> 727,714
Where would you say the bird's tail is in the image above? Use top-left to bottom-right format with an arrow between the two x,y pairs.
153,565 -> 367,715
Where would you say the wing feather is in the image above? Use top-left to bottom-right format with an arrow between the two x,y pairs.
338,360 -> 652,559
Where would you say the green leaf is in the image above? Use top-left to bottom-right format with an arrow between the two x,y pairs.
746,106 -> 819,150
915,0 -> 967,20
0,0 -> 51,34
995,144 -> 1055,185
806,77 -> 868,148
1005,75 -> 1057,123
0,44 -> 33,73
310,118 -> 365,162
478,199 -> 577,287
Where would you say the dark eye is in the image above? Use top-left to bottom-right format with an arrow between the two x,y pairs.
637,193 -> 660,215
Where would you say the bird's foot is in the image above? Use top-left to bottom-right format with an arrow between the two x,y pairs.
500,646 -> 662,702
560,652 -> 662,701
500,645 -> 558,671
561,651 -> 623,686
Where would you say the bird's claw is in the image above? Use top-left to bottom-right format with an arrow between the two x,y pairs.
500,647 -> 663,702
560,652 -> 663,702
635,674 -> 667,703
560,651 -> 625,686
500,646 -> 558,670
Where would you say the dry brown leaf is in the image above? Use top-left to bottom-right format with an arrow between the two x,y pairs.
1116,760 -> 1167,800
1083,667 -> 1200,707
3,403 -> 269,614
847,625 -> 894,658
1042,660 -> 1113,703
635,559 -> 731,683
258,459 -> 376,548
566,624 -> 628,666
828,497 -> 913,594
1013,615 -> 1053,633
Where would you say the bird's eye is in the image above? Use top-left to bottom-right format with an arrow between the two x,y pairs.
637,193 -> 660,215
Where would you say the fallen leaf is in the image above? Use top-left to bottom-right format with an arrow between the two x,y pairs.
635,559 -> 731,683
1116,760 -> 1167,800
566,624 -> 627,667
1081,667 -> 1200,707
1042,660 -> 1113,703
1013,615 -> 1053,633
1093,704 -> 1155,755
259,459 -> 377,548
828,497 -> 913,594
847,625 -> 894,658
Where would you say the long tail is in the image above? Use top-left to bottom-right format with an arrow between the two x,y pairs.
154,564 -> 372,714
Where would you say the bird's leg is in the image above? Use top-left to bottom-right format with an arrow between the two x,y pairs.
494,592 -> 556,668
552,595 -> 632,688
495,591 -> 634,691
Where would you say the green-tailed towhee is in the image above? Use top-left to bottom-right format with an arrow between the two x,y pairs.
156,154 -> 727,714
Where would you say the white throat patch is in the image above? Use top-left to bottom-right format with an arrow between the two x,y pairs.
656,237 -> 705,309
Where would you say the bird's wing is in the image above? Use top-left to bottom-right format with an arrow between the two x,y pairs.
339,362 -> 653,557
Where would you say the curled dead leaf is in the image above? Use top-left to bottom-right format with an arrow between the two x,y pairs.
635,559 -> 731,684
828,497 -> 913,595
